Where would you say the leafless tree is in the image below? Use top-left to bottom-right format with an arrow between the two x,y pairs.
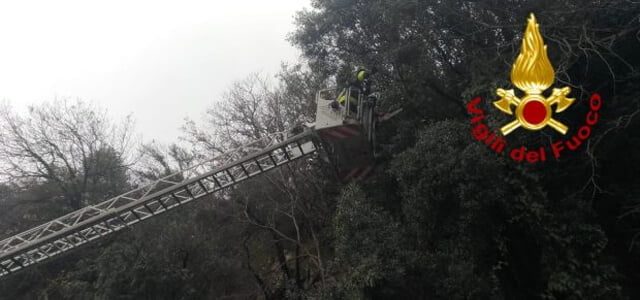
0,100 -> 136,209
182,69 -> 335,295
183,71 -> 318,157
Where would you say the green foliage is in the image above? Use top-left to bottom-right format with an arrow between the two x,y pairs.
390,120 -> 512,298
387,120 -> 622,299
1,0 -> 640,299
333,184 -> 404,292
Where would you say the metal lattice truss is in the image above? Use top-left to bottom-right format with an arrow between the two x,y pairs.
0,130 -> 318,278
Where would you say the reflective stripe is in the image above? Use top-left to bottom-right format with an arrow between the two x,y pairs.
341,165 -> 375,181
338,95 -> 358,105
338,90 -> 357,105
319,125 -> 361,141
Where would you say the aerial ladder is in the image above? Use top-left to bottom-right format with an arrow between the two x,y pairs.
0,73 -> 390,279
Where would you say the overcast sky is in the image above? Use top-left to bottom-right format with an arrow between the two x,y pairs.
0,0 -> 308,144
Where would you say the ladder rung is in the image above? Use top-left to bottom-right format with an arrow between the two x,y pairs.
143,203 -> 155,215
10,257 -> 23,268
130,209 -> 142,221
225,169 -> 236,182
89,226 -> 103,237
196,180 -> 208,193
239,164 -> 250,177
268,153 -> 278,166
171,193 -> 182,204
281,147 -> 291,160
116,215 -> 130,227
75,231 -> 89,242
211,175 -> 222,189
157,198 -> 169,210
184,186 -> 195,199
296,141 -> 305,155
0,262 -> 11,273
254,159 -> 264,172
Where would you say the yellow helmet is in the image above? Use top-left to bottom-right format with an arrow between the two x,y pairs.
356,69 -> 368,82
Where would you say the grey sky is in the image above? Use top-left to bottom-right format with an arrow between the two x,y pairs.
0,0 -> 308,144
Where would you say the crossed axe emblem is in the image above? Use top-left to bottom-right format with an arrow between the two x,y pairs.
493,86 -> 574,135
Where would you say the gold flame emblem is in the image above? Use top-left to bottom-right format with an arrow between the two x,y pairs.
493,13 -> 574,135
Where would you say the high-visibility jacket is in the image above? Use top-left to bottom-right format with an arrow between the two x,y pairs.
337,68 -> 369,110
337,88 -> 359,106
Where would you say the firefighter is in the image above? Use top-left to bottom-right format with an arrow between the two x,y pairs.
336,67 -> 371,113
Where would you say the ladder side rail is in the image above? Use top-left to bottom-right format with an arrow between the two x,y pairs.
0,141 -> 317,276
0,130 -> 295,252
0,132 -> 317,277
0,132 -> 315,256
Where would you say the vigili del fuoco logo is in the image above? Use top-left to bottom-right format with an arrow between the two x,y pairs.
467,13 -> 602,163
